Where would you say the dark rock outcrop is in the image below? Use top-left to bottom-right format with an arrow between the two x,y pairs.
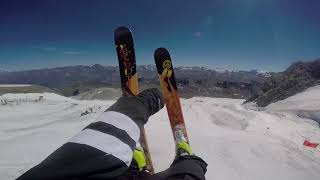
246,59 -> 320,107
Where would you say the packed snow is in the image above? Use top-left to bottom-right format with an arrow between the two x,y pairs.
1,86 -> 320,180
0,84 -> 32,87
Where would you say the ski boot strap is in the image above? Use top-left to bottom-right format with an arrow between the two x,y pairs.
174,126 -> 193,156
132,147 -> 147,171
177,140 -> 193,156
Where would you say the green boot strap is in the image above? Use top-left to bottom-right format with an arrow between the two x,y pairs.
133,148 -> 147,171
177,141 -> 193,155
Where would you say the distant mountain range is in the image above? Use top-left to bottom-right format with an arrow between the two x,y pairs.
1,59 -> 319,105
0,64 -> 268,98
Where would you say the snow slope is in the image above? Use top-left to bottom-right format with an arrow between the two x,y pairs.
267,85 -> 320,125
1,86 -> 320,180
0,84 -> 31,87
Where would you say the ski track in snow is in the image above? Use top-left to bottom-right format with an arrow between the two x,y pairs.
1,87 -> 320,180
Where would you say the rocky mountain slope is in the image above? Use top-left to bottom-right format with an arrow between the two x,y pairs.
246,59 -> 320,107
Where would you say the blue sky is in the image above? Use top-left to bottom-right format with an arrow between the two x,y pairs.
0,0 -> 319,72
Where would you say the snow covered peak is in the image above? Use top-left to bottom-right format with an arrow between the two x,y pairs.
138,64 -> 157,71
212,67 -> 240,73
252,69 -> 272,77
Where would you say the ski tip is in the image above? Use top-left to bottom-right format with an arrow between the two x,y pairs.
155,47 -> 169,54
114,26 -> 133,45
114,26 -> 131,34
154,48 -> 171,60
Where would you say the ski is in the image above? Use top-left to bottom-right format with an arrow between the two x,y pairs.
154,48 -> 189,143
114,26 -> 154,173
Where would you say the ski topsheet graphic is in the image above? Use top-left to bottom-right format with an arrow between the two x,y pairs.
114,27 -> 139,96
114,26 -> 154,173
154,48 -> 189,143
